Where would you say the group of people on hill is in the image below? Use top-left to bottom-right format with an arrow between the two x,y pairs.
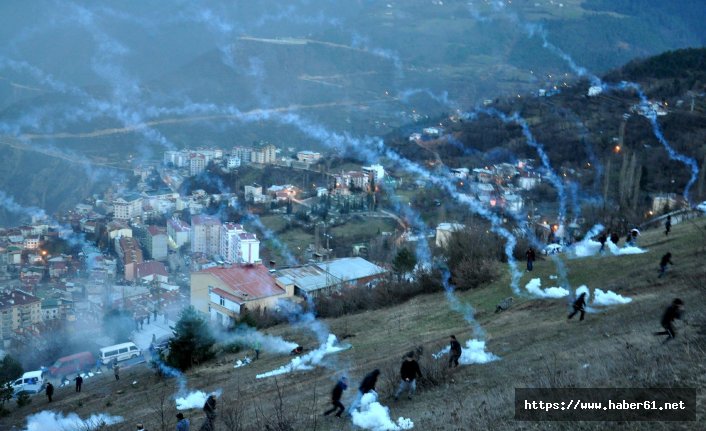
521,221 -> 686,343
322,334 -> 464,418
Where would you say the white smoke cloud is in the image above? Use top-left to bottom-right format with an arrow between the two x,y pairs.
25,411 -> 123,431
524,278 -> 569,299
175,389 -> 222,411
351,392 -> 414,431
432,339 -> 499,364
217,326 -> 298,354
593,288 -> 632,306
576,285 -> 631,308
612,245 -> 647,256
256,334 -> 349,379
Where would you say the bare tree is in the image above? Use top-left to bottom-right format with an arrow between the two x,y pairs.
150,384 -> 176,431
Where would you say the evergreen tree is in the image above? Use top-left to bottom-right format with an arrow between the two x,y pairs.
167,307 -> 216,371
0,355 -> 23,383
392,248 -> 417,281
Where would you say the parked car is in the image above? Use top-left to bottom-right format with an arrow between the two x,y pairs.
696,201 -> 706,213
49,352 -> 95,377
10,370 -> 45,397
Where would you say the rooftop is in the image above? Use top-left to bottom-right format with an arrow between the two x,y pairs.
135,261 -> 169,279
276,265 -> 340,293
191,215 -> 221,226
199,264 -> 285,303
315,257 -> 387,282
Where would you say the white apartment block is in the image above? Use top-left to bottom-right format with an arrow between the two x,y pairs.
190,154 -> 207,176
113,195 -> 143,220
237,232 -> 260,264
190,215 -> 221,255
220,223 -> 245,263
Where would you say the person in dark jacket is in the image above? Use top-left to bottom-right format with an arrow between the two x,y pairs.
658,252 -> 673,278
323,377 -> 348,417
598,233 -> 607,253
74,374 -> 83,392
654,298 -> 683,341
525,247 -> 536,271
347,369 -> 380,415
176,412 -> 190,431
449,335 -> 462,368
568,292 -> 587,321
199,394 -> 217,431
394,352 -> 422,401
664,216 -> 672,236
114,364 -> 120,381
45,382 -> 54,402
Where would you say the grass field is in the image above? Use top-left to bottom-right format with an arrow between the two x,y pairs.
3,217 -> 705,430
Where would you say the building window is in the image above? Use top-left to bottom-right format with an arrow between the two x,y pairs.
219,297 -> 225,307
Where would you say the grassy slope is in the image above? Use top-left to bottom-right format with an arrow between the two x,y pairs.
3,218 -> 705,430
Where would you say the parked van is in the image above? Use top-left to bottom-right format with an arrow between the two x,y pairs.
99,342 -> 141,365
11,370 -> 45,395
49,351 -> 95,377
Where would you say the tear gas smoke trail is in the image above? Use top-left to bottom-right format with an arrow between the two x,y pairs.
65,2 -> 178,154
0,189 -> 98,252
568,181 -> 581,220
0,190 -> 47,221
193,171 -> 299,266
474,6 -> 700,207
257,110 -> 523,295
152,357 -> 188,395
612,82 -> 700,205
397,88 -> 456,110
351,32 -> 404,77
256,334 -> 350,379
377,180 -> 433,268
442,134 -> 481,157
476,108 -> 568,221
25,411 -> 124,431
277,299 -> 330,344
217,326 -> 298,354
251,4 -> 344,29
570,224 -> 604,258
351,392 -> 414,431
503,207 -> 573,296
441,271 -> 484,338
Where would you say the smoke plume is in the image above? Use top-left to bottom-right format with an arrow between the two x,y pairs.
25,411 -> 123,431
351,392 -> 414,431
255,334 -> 349,379
524,278 -> 569,299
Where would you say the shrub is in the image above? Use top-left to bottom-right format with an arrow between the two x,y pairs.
16,391 -> 31,407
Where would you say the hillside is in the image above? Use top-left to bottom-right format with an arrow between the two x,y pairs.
2,215 -> 704,430
386,47 -> 706,229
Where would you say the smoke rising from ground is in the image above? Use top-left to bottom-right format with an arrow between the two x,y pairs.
351,392 -> 414,431
524,278 -> 569,299
432,339 -> 499,365
175,389 -> 222,411
25,411 -> 123,431
255,334 -> 349,379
